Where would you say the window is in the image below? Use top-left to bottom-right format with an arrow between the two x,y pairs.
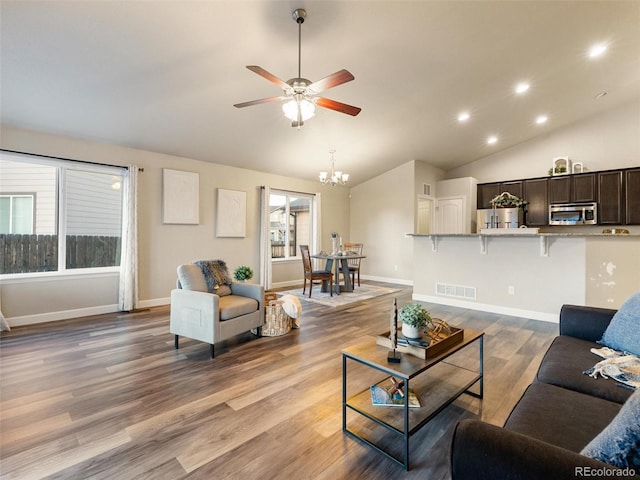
269,191 -> 313,259
0,194 -> 35,234
0,152 -> 124,274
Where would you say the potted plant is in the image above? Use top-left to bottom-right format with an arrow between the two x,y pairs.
233,265 -> 253,283
490,191 -> 527,208
399,303 -> 432,339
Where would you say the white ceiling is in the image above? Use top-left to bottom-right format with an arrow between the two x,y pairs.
2,1 -> 639,185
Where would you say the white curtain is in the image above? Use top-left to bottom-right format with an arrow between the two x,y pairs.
119,165 -> 139,311
313,192 -> 322,269
259,185 -> 272,290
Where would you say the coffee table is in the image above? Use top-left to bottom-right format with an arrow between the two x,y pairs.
342,328 -> 483,470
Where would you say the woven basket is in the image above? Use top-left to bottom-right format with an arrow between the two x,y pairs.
260,300 -> 292,337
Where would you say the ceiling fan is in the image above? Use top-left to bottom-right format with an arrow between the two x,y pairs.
234,8 -> 361,127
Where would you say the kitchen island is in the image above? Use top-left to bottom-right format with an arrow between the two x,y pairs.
410,232 -> 640,322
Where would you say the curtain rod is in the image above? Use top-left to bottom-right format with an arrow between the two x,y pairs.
0,148 -> 144,172
261,185 -> 315,196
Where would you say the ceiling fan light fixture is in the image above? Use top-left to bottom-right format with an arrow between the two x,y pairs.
282,97 -> 315,122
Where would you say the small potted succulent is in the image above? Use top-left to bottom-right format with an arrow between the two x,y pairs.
233,265 -> 253,283
399,303 -> 432,339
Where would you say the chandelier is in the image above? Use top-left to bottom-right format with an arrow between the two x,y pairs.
319,150 -> 349,186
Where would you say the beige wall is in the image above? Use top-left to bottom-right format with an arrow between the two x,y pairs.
446,99 -> 640,183
1,125 -> 349,323
412,235 -> 640,320
350,160 -> 444,284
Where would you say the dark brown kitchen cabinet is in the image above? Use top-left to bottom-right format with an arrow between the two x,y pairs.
548,176 -> 571,204
500,180 -> 523,200
549,173 -> 596,204
625,168 -> 640,225
598,171 -> 624,225
477,181 -> 523,209
524,178 -> 548,226
477,183 -> 501,209
573,173 -> 597,203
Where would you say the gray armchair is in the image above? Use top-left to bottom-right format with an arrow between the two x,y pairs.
170,263 -> 264,358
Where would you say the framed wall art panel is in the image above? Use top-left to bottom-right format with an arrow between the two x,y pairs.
162,169 -> 200,224
216,188 -> 246,237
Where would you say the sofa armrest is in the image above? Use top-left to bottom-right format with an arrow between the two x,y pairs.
559,304 -> 617,342
451,419 -> 637,480
170,289 -> 220,342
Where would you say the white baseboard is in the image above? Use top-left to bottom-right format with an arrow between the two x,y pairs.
361,274 -> 413,286
270,279 -> 304,289
6,297 -> 171,328
412,293 -> 559,323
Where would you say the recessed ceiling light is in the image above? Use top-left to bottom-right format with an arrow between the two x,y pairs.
487,136 -> 498,145
589,43 -> 607,58
536,115 -> 548,125
458,112 -> 470,122
515,83 -> 530,94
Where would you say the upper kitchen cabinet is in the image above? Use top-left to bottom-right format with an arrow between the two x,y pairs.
549,173 -> 596,204
477,183 -> 501,209
477,181 -> 523,209
524,178 -> 548,226
598,171 -> 624,225
625,168 -> 640,225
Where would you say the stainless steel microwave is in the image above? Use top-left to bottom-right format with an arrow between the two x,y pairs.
549,202 -> 597,225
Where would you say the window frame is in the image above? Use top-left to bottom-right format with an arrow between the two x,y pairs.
0,151 -> 126,278
269,189 -> 315,262
0,193 -> 36,234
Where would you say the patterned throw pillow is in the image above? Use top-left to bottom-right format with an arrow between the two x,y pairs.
581,388 -> 640,468
600,291 -> 640,356
193,260 -> 233,296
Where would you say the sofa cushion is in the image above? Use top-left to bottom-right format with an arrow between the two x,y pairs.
504,382 -> 621,453
177,264 -> 208,292
581,388 -> 640,469
218,295 -> 258,321
600,291 -> 640,356
537,336 -> 633,404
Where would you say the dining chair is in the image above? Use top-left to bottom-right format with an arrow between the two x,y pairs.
344,242 -> 363,287
300,245 -> 333,298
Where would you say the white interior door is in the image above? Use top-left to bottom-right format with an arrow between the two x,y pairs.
436,196 -> 466,234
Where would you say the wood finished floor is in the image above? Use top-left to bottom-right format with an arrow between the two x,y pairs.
0,283 -> 558,479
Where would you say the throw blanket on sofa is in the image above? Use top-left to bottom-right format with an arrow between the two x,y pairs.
194,260 -> 233,292
585,347 -> 640,390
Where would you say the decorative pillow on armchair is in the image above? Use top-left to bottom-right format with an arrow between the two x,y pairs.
600,291 -> 640,356
194,260 -> 233,296
581,388 -> 640,468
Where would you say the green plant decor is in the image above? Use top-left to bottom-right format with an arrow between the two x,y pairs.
548,166 -> 567,175
490,191 -> 528,208
233,265 -> 253,282
398,303 -> 432,329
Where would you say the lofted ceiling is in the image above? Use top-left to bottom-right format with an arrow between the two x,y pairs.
2,1 -> 639,186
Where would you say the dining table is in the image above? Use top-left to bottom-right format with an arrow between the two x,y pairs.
311,251 -> 366,295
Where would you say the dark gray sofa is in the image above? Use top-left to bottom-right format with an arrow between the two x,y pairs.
450,304 -> 639,480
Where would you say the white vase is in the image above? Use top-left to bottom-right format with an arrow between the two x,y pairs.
331,237 -> 339,255
402,323 -> 421,339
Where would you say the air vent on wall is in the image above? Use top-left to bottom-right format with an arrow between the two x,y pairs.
436,282 -> 476,300
422,183 -> 432,196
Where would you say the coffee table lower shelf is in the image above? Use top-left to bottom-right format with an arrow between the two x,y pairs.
342,331 -> 483,470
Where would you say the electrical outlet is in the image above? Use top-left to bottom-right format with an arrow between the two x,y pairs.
394,265 -> 398,271
508,285 -> 515,295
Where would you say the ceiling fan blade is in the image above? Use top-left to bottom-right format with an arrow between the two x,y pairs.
246,66 -> 290,90
308,69 -> 355,93
234,96 -> 285,108
316,97 -> 362,116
